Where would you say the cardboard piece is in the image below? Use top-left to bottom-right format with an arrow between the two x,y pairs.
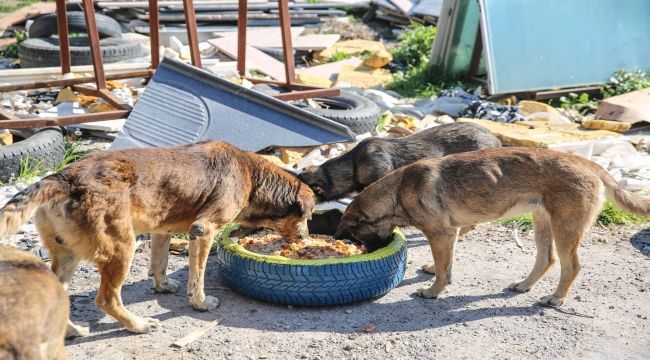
298,58 -> 363,82
595,88 -> 650,124
336,65 -> 392,89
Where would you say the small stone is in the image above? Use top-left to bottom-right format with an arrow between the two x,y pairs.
539,310 -> 546,316
348,333 -> 358,340
345,309 -> 352,314
343,344 -> 353,351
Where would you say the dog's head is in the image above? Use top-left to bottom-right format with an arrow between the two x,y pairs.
299,162 -> 356,202
334,198 -> 395,252
248,182 -> 315,242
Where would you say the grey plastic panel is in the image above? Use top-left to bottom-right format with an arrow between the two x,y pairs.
111,57 -> 354,151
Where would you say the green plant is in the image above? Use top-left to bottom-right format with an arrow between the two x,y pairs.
601,69 -> 650,98
52,140 -> 92,172
549,92 -> 599,115
499,201 -> 650,231
16,156 -> 46,183
387,23 -> 476,98
391,22 -> 436,70
499,216 -> 534,232
0,30 -> 27,58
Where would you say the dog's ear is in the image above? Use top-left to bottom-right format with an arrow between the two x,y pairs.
297,184 -> 315,220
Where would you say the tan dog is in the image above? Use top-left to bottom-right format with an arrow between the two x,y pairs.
0,244 -> 69,359
336,147 -> 650,307
0,141 -> 315,334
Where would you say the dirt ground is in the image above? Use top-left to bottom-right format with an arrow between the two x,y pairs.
1,186 -> 648,360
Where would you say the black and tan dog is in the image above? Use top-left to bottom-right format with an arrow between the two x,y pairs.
0,244 -> 69,359
299,122 -> 500,201
335,147 -> 650,307
0,141 -> 315,334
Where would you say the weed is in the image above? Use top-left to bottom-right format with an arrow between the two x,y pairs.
548,92 -> 599,115
16,157 -> 46,183
499,216 -> 534,232
601,69 -> 650,98
390,22 -> 436,70
0,30 -> 26,58
52,140 -> 92,172
499,201 -> 650,231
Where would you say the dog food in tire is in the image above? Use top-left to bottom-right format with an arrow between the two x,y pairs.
0,128 -> 65,183
304,90 -> 382,136
216,210 -> 407,306
28,11 -> 122,39
19,37 -> 142,68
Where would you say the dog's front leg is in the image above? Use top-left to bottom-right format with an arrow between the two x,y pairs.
149,233 -> 179,293
417,228 -> 457,299
187,222 -> 220,311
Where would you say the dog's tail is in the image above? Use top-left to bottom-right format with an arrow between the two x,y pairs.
0,174 -> 66,239
598,165 -> 650,216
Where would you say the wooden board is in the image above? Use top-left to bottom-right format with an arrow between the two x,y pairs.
208,36 -> 286,80
213,26 -> 305,49
297,58 -> 363,81
0,2 -> 55,31
293,34 -> 341,51
458,118 -> 622,148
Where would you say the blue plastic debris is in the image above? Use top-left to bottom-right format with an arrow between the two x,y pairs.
111,57 -> 354,151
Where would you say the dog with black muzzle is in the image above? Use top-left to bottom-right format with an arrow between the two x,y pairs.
299,122 -> 500,201
335,147 -> 650,307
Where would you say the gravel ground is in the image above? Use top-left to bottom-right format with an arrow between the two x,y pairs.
1,185 -> 649,360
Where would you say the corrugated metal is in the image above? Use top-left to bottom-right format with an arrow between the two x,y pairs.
111,58 -> 354,151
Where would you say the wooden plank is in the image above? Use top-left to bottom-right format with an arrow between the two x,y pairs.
171,320 -> 220,348
208,36 -> 286,80
213,26 -> 304,49
97,0 -> 268,9
0,2 -> 56,31
292,34 -> 341,51
297,58 -> 363,81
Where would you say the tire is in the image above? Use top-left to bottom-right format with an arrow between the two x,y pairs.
28,11 -> 122,39
304,90 -> 382,136
0,128 -> 65,183
215,210 -> 407,306
19,37 -> 142,68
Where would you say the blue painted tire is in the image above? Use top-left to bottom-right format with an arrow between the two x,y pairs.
216,224 -> 407,306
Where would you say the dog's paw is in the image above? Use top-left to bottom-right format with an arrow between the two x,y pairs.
66,322 -> 90,338
416,286 -> 442,299
539,294 -> 566,307
421,263 -> 436,275
128,317 -> 161,334
154,278 -> 180,294
507,280 -> 532,293
191,295 -> 220,312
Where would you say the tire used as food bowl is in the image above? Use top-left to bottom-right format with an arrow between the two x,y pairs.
216,210 -> 406,306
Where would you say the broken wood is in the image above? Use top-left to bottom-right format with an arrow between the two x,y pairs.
208,36 -> 286,80
171,319 -> 220,348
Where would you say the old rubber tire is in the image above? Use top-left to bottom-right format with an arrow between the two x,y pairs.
215,213 -> 407,306
305,90 -> 381,136
0,128 -> 65,183
19,37 -> 142,68
28,11 -> 122,39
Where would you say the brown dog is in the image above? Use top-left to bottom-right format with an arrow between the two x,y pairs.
0,141 -> 315,334
299,122 -> 501,201
335,147 -> 650,307
0,244 -> 69,359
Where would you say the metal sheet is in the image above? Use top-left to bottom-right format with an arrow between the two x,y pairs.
111,57 -> 354,151
480,0 -> 650,94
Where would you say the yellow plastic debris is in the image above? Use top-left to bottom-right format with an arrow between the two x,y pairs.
315,39 -> 385,61
87,101 -> 116,113
0,130 -> 12,146
296,72 -> 333,88
55,87 -> 78,104
581,119 -> 631,133
363,49 -> 393,69
336,65 -> 392,89
517,100 -> 561,116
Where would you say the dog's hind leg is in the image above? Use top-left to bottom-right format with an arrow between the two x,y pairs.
148,233 -> 179,293
417,228 -> 457,298
95,232 -> 160,333
508,210 -> 556,293
187,222 -> 219,312
34,211 -> 89,338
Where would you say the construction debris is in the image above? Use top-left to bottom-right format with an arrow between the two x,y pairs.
595,88 -> 650,124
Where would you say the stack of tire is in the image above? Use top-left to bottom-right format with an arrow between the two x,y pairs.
18,12 -> 142,68
0,128 -> 66,183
